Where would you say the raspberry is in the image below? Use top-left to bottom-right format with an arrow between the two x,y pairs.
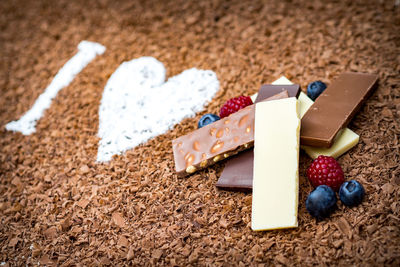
306,155 -> 345,191
219,96 -> 253,118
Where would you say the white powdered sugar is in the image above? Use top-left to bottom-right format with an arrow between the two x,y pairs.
6,41 -> 106,135
97,56 -> 219,162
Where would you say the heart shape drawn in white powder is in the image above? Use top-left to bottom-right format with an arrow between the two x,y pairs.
97,57 -> 219,162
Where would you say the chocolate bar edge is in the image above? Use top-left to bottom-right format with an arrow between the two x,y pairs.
176,141 -> 254,178
216,185 -> 252,193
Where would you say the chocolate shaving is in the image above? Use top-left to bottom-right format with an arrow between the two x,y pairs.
112,212 -> 126,228
335,217 -> 352,239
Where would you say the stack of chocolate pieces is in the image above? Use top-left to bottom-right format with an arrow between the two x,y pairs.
171,72 -> 378,231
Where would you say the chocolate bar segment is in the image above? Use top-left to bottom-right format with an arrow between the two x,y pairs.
215,150 -> 253,192
300,72 -> 378,147
255,84 -> 300,102
172,91 -> 289,177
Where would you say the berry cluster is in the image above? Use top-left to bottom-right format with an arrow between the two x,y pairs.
306,156 -> 365,219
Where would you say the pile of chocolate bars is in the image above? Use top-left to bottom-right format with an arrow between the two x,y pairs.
172,72 -> 378,231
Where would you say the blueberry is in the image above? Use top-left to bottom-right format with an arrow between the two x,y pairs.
339,180 -> 365,207
306,185 -> 337,219
307,80 -> 327,101
198,113 -> 220,128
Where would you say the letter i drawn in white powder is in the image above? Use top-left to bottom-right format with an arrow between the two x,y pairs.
5,41 -> 106,135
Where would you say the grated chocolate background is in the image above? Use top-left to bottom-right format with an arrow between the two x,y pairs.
1,0 -> 399,265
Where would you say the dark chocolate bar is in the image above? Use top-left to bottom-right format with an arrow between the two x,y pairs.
215,150 -> 253,192
255,84 -> 300,102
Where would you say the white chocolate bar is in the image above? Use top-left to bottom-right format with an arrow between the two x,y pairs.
252,98 -> 300,231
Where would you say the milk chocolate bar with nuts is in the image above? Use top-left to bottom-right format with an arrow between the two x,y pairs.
172,90 -> 289,177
